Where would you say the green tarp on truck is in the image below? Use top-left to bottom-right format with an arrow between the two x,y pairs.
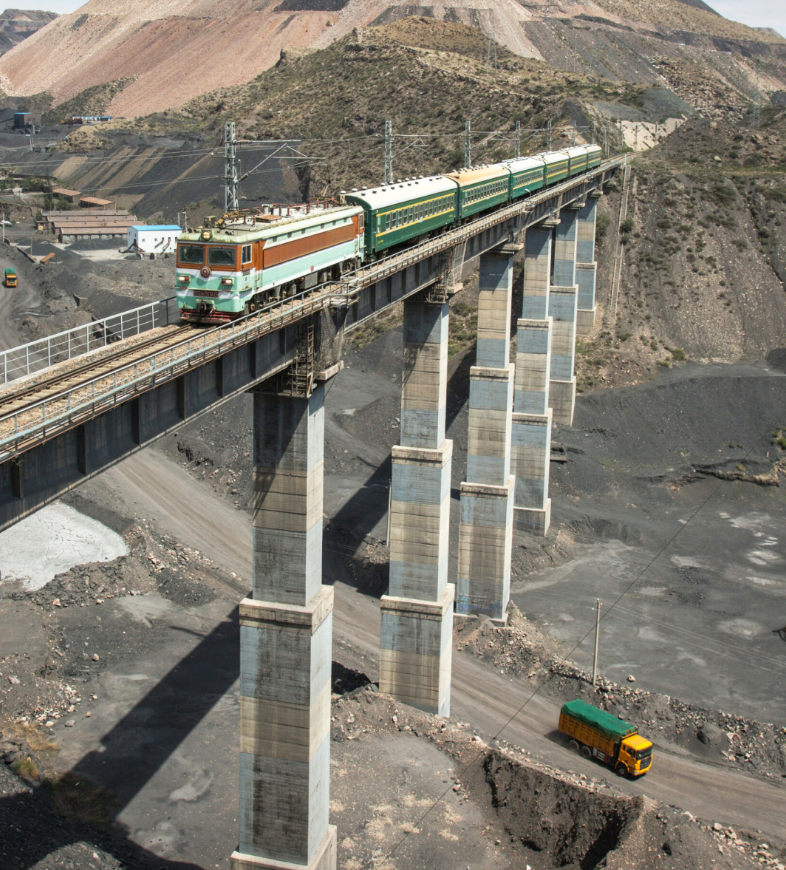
561,699 -> 637,742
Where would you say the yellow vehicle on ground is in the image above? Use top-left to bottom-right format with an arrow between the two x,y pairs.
559,698 -> 653,777
4,268 -> 16,288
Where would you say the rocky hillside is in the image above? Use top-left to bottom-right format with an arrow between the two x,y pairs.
12,21 -> 645,214
573,108 -> 786,392
179,20 -> 648,194
0,8 -> 55,56
0,0 -> 784,118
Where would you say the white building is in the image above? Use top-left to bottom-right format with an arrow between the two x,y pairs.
127,224 -> 181,254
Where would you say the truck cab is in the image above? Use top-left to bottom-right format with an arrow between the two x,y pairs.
4,268 -> 17,288
617,733 -> 653,776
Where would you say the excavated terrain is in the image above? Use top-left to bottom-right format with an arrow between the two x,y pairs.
0,0 -> 783,119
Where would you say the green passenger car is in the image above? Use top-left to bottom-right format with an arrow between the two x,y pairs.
566,146 -> 589,177
542,151 -> 570,185
444,165 -> 511,220
586,144 -> 602,170
502,156 -> 547,200
344,176 -> 458,256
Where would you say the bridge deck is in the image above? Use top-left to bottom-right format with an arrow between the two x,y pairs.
0,157 -> 623,473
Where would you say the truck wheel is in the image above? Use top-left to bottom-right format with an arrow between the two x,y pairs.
569,740 -> 580,754
615,763 -> 628,778
580,745 -> 592,760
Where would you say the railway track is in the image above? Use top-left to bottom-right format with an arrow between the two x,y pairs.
0,323 -> 192,412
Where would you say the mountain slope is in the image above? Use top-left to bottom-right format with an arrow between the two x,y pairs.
0,8 -> 56,56
0,0 -> 783,118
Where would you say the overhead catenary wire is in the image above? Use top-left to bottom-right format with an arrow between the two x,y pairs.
0,122 -> 600,182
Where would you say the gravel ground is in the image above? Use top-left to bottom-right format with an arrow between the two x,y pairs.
0,521 -> 241,733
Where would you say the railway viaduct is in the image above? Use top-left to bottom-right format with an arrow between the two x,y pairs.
0,156 -> 624,870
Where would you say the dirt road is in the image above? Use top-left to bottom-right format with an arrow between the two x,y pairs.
91,448 -> 786,841
0,250 -> 35,352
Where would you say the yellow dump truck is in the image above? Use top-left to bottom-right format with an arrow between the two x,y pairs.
4,268 -> 17,288
558,698 -> 653,777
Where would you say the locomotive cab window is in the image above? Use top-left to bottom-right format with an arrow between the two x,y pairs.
241,245 -> 252,264
179,245 -> 205,265
208,246 -> 236,266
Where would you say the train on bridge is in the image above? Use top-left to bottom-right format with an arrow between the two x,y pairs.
175,144 -> 602,324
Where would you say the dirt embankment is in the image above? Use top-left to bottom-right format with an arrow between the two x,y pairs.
455,606 -> 786,782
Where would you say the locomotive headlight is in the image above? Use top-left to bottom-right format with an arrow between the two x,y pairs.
201,230 -> 212,240
177,275 -> 190,284
221,277 -> 234,287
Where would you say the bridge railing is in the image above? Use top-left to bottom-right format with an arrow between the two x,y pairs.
0,296 -> 179,385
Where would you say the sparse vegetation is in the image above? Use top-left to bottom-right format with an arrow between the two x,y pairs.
12,756 -> 40,781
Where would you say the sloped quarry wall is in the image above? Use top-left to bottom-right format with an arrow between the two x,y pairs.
482,750 -> 642,869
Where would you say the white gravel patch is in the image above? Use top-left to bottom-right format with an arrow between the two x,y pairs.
0,502 -> 128,591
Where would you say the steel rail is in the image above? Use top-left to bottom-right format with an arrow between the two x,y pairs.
0,157 -> 624,459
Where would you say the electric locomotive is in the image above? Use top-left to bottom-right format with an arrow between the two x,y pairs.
176,204 -> 364,323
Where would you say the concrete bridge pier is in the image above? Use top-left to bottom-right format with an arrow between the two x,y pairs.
512,318 -> 553,535
380,293 -> 454,716
576,194 -> 600,336
455,246 -> 516,621
511,226 -> 554,535
232,383 -> 337,870
549,209 -> 579,426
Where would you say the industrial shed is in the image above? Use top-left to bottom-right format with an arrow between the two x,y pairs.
127,225 -> 181,254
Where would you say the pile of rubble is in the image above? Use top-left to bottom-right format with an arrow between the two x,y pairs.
705,822 -> 785,870
0,522 -> 243,732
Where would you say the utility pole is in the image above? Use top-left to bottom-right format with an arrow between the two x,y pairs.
547,118 -> 552,150
515,119 -> 521,159
486,21 -> 497,71
572,127 -> 577,146
591,120 -> 595,145
464,119 -> 472,168
603,124 -> 608,157
223,121 -> 239,213
384,120 -> 394,185
592,600 -> 601,687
